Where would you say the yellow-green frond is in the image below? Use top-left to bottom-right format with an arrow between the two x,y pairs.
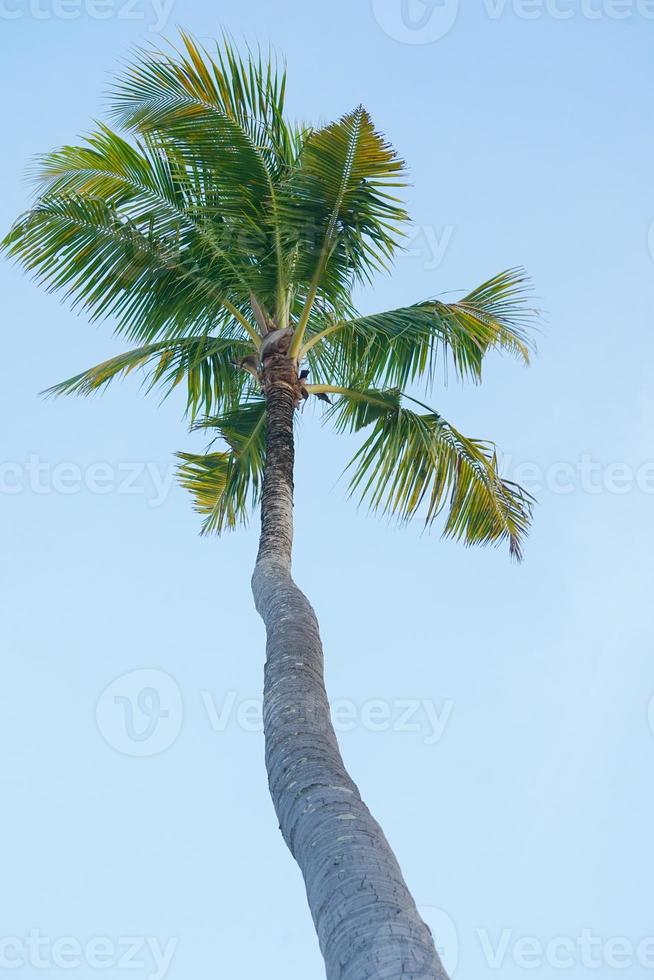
45,335 -> 251,417
177,398 -> 267,533
302,268 -> 537,391
330,387 -> 533,559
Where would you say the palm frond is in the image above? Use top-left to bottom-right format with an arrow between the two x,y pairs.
31,125 -> 251,289
177,398 -> 267,533
290,106 -> 407,268
328,387 -> 533,559
110,33 -> 297,316
45,335 -> 250,417
2,195 -> 250,343
34,124 -> 193,235
112,32 -> 294,172
302,268 -> 536,390
284,106 -> 408,351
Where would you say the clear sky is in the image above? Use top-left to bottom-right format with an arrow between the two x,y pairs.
1,2 -> 653,978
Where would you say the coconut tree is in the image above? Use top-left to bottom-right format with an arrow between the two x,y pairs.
3,34 -> 536,980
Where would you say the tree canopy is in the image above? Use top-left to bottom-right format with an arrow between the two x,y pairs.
3,32 -> 537,557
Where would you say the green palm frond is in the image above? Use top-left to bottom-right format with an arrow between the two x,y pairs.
45,335 -> 250,417
177,398 -> 267,533
286,107 -> 408,352
32,124 -> 251,289
34,124 -> 193,235
287,106 -> 407,274
111,33 -> 297,316
2,194 -> 252,343
302,268 -> 536,389
112,32 -> 295,173
326,387 -> 533,559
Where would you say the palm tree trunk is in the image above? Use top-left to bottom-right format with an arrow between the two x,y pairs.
251,380 -> 449,980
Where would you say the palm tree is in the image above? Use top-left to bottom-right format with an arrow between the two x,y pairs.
3,34 -> 536,980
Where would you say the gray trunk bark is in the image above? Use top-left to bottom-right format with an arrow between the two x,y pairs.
251,380 -> 449,980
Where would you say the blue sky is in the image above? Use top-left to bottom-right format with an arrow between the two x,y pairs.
1,2 -> 653,978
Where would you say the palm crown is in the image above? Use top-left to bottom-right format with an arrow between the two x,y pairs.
3,33 -> 536,557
